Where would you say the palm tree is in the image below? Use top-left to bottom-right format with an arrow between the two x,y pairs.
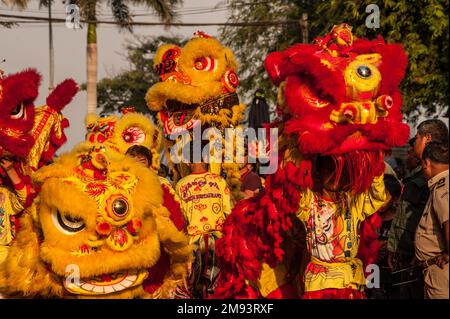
72,0 -> 182,114
3,0 -> 182,114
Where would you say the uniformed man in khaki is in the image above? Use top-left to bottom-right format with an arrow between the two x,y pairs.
415,141 -> 449,299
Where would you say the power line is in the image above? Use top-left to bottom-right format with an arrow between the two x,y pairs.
0,13 -> 297,27
133,7 -> 230,17
0,1 -> 274,17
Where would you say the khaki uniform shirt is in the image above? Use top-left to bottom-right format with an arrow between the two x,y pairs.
415,170 -> 449,262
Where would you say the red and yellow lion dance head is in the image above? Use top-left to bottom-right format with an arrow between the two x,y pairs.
266,23 -> 409,154
0,68 -> 78,172
265,23 -> 409,192
213,24 -> 410,299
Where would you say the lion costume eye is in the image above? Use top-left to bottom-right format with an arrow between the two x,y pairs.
10,103 -> 25,120
356,65 -> 372,79
112,198 -> 129,218
52,210 -> 85,235
194,57 -> 216,71
122,127 -> 145,145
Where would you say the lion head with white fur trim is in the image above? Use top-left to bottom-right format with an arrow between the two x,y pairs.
145,31 -> 245,135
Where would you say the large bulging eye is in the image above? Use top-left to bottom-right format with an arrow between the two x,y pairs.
52,210 -> 85,235
10,103 -> 25,119
112,198 -> 129,217
122,127 -> 145,144
194,57 -> 216,71
357,65 -> 372,79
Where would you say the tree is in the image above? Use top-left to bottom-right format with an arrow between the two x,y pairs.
220,0 -> 306,103
221,0 -> 449,114
69,0 -> 182,115
92,35 -> 186,115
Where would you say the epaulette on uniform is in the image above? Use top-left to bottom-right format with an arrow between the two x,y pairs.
435,177 -> 447,190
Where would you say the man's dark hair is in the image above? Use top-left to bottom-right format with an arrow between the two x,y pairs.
125,145 -> 153,166
408,137 -> 415,147
384,174 -> 402,198
158,164 -> 169,178
422,141 -> 449,164
417,119 -> 449,144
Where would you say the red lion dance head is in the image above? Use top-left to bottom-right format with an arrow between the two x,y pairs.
0,69 -> 78,168
265,23 -> 409,192
213,24 -> 410,299
0,69 -> 40,158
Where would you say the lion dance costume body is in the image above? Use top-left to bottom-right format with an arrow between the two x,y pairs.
213,24 -> 410,299
145,31 -> 246,198
0,68 -> 77,264
1,80 -> 192,298
0,143 -> 192,298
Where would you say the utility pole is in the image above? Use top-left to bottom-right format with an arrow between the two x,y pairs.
48,0 -> 54,91
300,12 -> 308,44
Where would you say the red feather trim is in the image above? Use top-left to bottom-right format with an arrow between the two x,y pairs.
302,288 -> 366,299
143,246 -> 170,294
357,213 -> 383,275
46,79 -> 79,112
265,283 -> 299,299
213,151 -> 303,298
162,184 -> 186,232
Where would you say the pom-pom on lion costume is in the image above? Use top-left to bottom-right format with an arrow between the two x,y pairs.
0,68 -> 78,176
145,31 -> 246,197
0,144 -> 192,298
213,24 -> 410,299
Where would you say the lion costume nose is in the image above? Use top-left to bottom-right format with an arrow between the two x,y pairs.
330,94 -> 393,125
105,228 -> 134,251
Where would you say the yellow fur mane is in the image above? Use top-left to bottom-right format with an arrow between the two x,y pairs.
0,143 -> 192,298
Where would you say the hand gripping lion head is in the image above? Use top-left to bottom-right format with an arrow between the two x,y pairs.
0,144 -> 191,298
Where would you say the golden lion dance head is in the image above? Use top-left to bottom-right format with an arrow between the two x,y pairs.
145,31 -> 246,135
85,108 -> 163,171
145,32 -> 247,196
0,144 -> 191,298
